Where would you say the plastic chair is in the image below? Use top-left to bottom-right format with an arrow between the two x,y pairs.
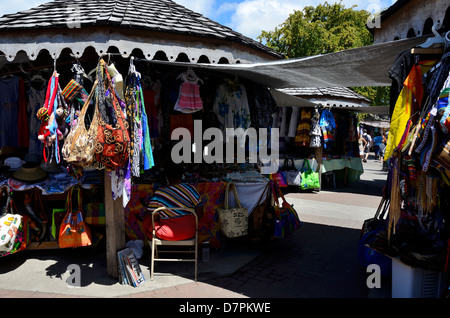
148,207 -> 198,281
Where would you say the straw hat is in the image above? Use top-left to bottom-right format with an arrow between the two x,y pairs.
12,163 -> 48,182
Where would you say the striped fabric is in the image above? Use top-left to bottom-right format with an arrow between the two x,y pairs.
147,184 -> 201,218
62,79 -> 83,101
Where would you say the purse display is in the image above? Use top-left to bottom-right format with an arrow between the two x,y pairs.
217,182 -> 248,238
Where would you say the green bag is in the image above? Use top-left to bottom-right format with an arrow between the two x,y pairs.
300,159 -> 320,190
51,208 -> 66,239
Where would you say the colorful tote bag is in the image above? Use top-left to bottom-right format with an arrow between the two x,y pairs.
62,79 -> 83,102
94,59 -> 130,171
270,181 -> 302,239
59,186 -> 92,248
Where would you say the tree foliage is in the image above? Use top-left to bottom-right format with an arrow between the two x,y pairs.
258,1 -> 374,58
258,1 -> 389,106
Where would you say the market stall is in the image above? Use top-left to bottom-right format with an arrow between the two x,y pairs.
0,0 -> 289,277
360,31 -> 450,297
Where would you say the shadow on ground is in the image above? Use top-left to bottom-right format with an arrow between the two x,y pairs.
203,223 -> 391,298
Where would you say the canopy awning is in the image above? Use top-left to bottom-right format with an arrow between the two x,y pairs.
360,121 -> 391,129
150,36 -> 428,88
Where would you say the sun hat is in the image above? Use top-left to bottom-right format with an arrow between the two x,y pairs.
4,157 -> 25,171
12,162 -> 48,183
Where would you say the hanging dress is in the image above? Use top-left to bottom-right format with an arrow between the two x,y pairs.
309,110 -> 322,148
295,108 -> 311,146
174,69 -> 203,113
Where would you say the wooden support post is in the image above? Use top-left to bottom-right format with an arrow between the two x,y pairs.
104,171 -> 125,278
315,147 -> 323,190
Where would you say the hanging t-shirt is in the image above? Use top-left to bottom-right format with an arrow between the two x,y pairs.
27,86 -> 47,156
0,76 -> 20,148
319,109 -> 336,149
213,82 -> 251,132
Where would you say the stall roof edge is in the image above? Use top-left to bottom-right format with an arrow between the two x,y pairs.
0,0 -> 284,60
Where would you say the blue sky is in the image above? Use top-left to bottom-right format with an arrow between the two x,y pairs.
0,0 -> 395,40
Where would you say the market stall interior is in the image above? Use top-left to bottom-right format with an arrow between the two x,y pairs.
0,46 -> 315,278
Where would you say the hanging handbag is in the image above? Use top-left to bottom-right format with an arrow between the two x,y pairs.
282,158 -> 302,186
95,59 -> 130,171
62,80 -> 100,167
300,159 -> 320,190
0,188 -> 28,255
58,186 -> 92,248
217,182 -> 248,238
270,181 -> 302,239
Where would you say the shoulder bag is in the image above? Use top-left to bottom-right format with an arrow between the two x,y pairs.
62,80 -> 99,167
95,59 -> 130,171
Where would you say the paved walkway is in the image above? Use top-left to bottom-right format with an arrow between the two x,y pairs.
0,156 -> 391,300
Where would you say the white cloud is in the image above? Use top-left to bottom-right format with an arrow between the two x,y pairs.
230,0 -> 312,39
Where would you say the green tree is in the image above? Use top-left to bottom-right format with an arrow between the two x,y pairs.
258,1 -> 373,58
258,1 -> 389,106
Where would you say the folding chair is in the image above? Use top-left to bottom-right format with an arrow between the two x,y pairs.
148,207 -> 198,281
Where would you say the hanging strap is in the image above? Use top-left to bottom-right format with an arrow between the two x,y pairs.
224,182 -> 243,209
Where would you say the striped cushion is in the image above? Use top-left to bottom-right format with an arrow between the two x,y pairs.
147,184 -> 201,218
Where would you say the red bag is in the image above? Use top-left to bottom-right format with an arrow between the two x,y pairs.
58,186 -> 92,248
95,59 -> 130,171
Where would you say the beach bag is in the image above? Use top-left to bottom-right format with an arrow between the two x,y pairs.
300,159 -> 320,190
0,214 -> 22,253
0,188 -> 28,255
83,185 -> 105,226
59,186 -> 92,248
62,80 -> 99,167
95,59 -> 130,171
270,181 -> 302,239
217,182 -> 248,238
282,158 -> 302,186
